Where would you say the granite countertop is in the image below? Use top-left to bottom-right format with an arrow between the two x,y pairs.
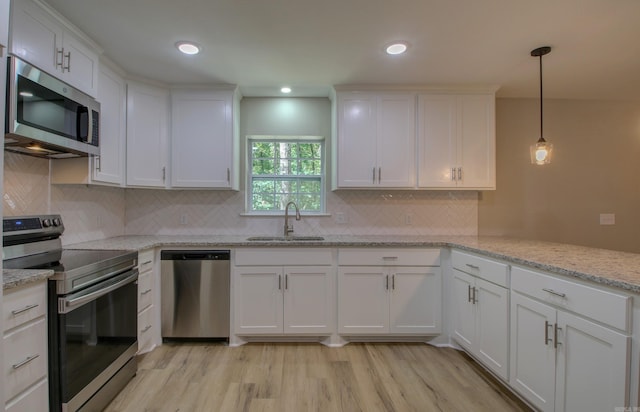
62,234 -> 640,294
3,268 -> 54,291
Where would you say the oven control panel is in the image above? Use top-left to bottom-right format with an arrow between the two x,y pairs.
3,214 -> 64,236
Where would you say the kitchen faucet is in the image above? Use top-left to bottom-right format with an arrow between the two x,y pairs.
284,201 -> 301,236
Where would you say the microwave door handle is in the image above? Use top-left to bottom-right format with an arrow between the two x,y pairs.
76,105 -> 89,142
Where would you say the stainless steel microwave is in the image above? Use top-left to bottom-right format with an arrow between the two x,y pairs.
4,56 -> 100,158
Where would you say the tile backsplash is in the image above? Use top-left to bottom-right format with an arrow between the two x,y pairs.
4,152 -> 478,244
3,152 -> 126,245
124,188 -> 478,237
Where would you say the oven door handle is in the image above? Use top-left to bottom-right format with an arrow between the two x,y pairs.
59,270 -> 138,314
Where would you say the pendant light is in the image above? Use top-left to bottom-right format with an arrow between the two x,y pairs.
530,46 -> 552,165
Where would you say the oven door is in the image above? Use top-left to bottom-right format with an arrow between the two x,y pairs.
49,269 -> 138,411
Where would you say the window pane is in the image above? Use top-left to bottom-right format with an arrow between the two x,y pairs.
298,194 -> 321,211
299,180 -> 321,193
252,179 -> 275,194
252,193 -> 275,210
299,143 -> 321,159
300,159 -> 321,175
252,159 -> 275,175
274,194 -> 294,210
276,180 -> 298,194
252,142 -> 275,158
276,158 -> 298,175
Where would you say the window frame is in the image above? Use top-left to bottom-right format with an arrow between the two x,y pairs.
245,135 -> 326,215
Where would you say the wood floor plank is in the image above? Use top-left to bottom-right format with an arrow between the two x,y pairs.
104,342 -> 532,412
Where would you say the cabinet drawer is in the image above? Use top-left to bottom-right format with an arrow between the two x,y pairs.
452,250 -> 509,287
5,377 -> 48,412
338,248 -> 440,266
511,266 -> 631,331
235,248 -> 333,266
138,305 -> 154,354
3,317 -> 48,401
138,270 -> 153,312
138,248 -> 155,274
3,283 -> 47,332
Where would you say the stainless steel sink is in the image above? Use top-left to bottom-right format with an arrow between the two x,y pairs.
246,236 -> 325,242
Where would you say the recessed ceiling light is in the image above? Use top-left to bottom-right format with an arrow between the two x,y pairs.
176,41 -> 201,55
281,87 -> 292,94
386,42 -> 408,55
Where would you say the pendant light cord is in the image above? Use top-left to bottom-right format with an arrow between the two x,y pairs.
539,53 -> 544,141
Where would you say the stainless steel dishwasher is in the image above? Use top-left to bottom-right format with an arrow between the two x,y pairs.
160,250 -> 230,339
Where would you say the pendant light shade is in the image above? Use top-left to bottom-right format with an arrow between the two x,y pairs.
530,46 -> 552,165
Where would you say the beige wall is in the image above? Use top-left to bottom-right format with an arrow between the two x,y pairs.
479,98 -> 640,253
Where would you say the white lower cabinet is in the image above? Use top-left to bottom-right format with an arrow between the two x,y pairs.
451,269 -> 509,380
137,248 -> 157,354
510,266 -> 631,412
338,249 -> 441,335
2,282 -> 48,411
234,249 -> 334,336
450,250 -> 510,381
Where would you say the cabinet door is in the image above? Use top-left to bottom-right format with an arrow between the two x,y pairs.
338,267 -> 388,334
510,292 -> 556,412
457,94 -> 495,189
389,267 -> 441,334
475,278 -> 509,381
171,90 -> 233,188
235,267 -> 283,334
93,63 -> 125,185
336,94 -> 377,187
283,266 -> 333,334
417,94 -> 457,187
10,0 -> 61,76
126,82 -> 169,187
450,269 -> 476,349
555,311 -> 630,412
60,33 -> 98,97
377,94 -> 416,187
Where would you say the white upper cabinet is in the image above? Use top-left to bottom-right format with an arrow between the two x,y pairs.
10,0 -> 100,97
126,81 -> 169,188
93,62 -> 126,185
170,89 -> 237,189
336,92 -> 416,188
418,93 -> 496,189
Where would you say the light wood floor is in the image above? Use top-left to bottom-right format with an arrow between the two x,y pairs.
105,342 -> 531,412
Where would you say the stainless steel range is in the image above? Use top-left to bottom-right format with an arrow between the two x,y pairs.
3,215 -> 138,412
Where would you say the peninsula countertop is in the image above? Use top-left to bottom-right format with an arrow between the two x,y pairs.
58,235 -> 640,294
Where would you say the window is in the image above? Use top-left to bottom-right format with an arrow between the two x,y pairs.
248,136 -> 325,213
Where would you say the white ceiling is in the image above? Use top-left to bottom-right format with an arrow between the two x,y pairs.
44,0 -> 640,100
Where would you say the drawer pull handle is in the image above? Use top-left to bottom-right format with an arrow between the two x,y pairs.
382,256 -> 398,260
542,288 -> 566,298
465,263 -> 480,270
141,289 -> 152,295
141,325 -> 152,333
468,285 -> 472,303
142,260 -> 153,265
11,304 -> 39,315
12,354 -> 39,370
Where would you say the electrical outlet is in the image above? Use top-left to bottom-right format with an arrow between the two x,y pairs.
404,213 -> 413,225
335,212 -> 347,224
180,214 -> 189,225
599,213 -> 615,225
